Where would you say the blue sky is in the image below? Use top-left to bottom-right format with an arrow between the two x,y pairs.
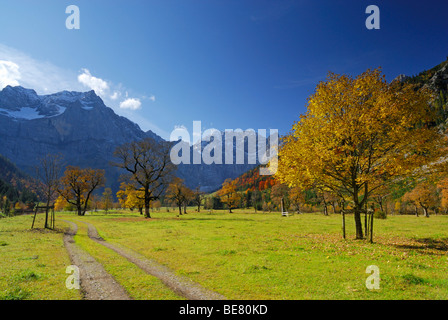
0,0 -> 447,140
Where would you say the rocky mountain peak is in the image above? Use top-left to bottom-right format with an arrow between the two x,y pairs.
0,85 -> 41,111
392,74 -> 409,83
426,62 -> 448,92
0,86 -> 107,119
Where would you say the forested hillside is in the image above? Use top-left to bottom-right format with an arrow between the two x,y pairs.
0,155 -> 40,215
402,58 -> 448,125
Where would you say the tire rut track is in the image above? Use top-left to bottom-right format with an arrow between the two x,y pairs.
80,220 -> 226,300
62,220 -> 131,300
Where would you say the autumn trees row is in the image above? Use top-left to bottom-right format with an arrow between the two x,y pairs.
36,136 -> 211,223
274,68 -> 448,241
33,137 -> 175,225
400,177 -> 448,217
36,153 -> 106,226
116,176 -> 204,216
211,177 -> 334,214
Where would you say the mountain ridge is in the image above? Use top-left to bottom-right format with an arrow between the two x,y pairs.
0,85 -> 259,193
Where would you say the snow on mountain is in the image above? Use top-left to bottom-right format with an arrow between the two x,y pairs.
0,106 -> 45,120
0,85 -> 256,193
0,86 -> 101,119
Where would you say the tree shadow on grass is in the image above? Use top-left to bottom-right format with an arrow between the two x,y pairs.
183,217 -> 256,222
392,237 -> 448,255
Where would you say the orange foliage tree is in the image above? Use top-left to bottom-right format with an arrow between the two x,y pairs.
57,166 -> 105,216
402,181 -> 438,217
437,178 -> 448,214
166,177 -> 192,215
218,178 -> 242,213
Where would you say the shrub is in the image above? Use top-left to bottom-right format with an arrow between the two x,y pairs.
374,211 -> 387,219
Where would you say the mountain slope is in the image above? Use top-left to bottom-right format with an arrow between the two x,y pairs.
0,86 -> 159,192
0,86 -> 261,193
397,58 -> 448,125
0,154 -> 40,205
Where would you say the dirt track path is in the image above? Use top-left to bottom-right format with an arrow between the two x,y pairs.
80,220 -> 226,300
62,220 -> 131,300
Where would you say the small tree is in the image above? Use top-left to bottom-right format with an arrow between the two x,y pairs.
182,187 -> 193,214
54,195 -> 68,211
271,183 -> 290,212
3,197 -> 10,216
35,154 -> 63,228
151,200 -> 162,212
116,182 -> 145,214
166,177 -> 189,216
102,188 -> 113,213
403,181 -> 438,217
58,166 -> 105,216
289,186 -> 306,214
192,187 -> 204,212
217,179 -> 241,213
437,177 -> 448,214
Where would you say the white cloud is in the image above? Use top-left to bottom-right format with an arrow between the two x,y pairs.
77,68 -> 109,96
119,98 -> 142,110
0,44 -> 84,93
0,60 -> 21,89
110,91 -> 120,100
0,43 -> 163,134
148,95 -> 156,102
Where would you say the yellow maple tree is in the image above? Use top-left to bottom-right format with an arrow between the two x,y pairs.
54,195 -> 69,211
116,182 -> 145,214
276,68 -> 446,239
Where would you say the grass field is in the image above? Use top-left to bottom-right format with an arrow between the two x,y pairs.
1,209 -> 447,300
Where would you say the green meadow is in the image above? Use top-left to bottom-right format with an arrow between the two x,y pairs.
1,210 -> 447,300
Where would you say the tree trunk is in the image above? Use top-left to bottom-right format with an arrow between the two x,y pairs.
369,207 -> 374,243
144,186 -> 151,218
364,208 -> 369,238
354,207 -> 364,240
364,184 -> 369,239
330,202 -> 336,214
422,205 -> 429,218
322,197 -> 328,216
378,198 -> 384,213
353,185 -> 364,239
178,204 -> 182,215
341,203 -> 346,240
414,204 -> 419,217
45,199 -> 51,229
